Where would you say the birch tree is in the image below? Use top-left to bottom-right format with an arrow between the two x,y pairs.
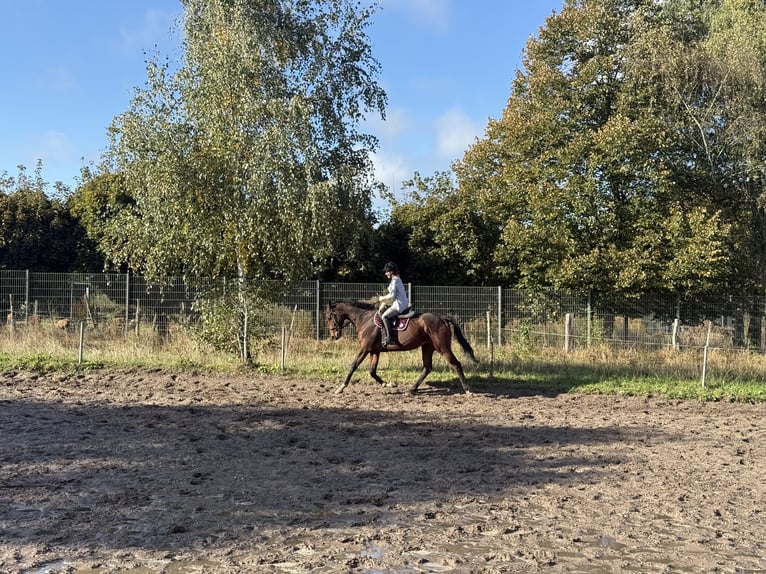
104,0 -> 385,283
102,0 -> 386,359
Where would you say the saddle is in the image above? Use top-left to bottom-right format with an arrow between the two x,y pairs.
373,308 -> 415,331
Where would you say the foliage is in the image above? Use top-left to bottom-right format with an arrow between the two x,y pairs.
192,292 -> 249,356
0,163 -> 104,272
102,0 -> 386,284
68,171 -> 135,272
625,0 -> 766,293
190,281 -> 290,361
383,171 -> 501,285
441,0 -> 766,297
95,0 -> 387,360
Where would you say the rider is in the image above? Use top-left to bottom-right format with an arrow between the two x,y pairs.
378,261 -> 409,347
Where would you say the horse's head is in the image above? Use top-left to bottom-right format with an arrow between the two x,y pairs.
325,302 -> 345,340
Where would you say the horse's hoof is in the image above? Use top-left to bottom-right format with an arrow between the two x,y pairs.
334,385 -> 346,394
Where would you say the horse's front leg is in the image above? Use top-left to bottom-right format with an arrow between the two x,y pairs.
335,349 -> 369,394
368,353 -> 388,387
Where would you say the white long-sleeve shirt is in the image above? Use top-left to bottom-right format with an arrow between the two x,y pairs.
380,275 -> 409,312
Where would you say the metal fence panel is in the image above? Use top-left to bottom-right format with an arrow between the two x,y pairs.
413,285 -> 498,346
3,270 -> 766,352
501,289 -> 587,350
0,270 -> 28,323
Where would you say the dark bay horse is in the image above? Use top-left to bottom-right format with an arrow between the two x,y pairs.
325,300 -> 478,394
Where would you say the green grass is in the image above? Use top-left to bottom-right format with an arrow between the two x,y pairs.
0,321 -> 242,374
464,346 -> 766,402
2,321 -> 766,402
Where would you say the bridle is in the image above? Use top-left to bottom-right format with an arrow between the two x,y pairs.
327,305 -> 350,340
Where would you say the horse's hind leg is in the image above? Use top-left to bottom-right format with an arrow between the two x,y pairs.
410,344 -> 434,394
442,350 -> 473,393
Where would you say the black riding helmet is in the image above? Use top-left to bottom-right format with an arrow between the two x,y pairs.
383,261 -> 399,274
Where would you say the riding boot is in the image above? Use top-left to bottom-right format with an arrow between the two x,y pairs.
381,316 -> 394,347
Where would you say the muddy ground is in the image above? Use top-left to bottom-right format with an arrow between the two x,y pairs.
1,368 -> 765,573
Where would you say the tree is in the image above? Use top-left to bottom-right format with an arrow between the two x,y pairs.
101,0 -> 386,360
625,0 -> 766,293
384,171 -> 501,285
0,164 -> 103,272
68,170 -> 135,272
454,0 -> 762,298
103,0 -> 386,283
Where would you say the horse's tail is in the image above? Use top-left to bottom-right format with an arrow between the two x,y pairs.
446,318 -> 479,364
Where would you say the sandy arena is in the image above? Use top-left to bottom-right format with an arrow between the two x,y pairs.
1,368 -> 765,573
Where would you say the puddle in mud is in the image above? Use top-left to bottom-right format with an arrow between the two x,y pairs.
598,535 -> 626,550
21,561 -> 69,574
21,562 -> 159,574
361,542 -> 385,560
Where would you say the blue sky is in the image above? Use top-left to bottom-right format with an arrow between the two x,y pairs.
0,0 -> 563,202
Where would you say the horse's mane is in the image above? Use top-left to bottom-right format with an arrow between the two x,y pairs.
336,298 -> 377,310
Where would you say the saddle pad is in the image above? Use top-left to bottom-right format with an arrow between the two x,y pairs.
373,314 -> 410,331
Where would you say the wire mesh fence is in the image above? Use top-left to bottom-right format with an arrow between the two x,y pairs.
2,270 -> 766,354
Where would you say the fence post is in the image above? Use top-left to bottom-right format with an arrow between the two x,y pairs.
242,307 -> 249,363
7,294 -> 14,334
486,310 -> 492,351
78,321 -> 85,364
24,270 -> 29,323
564,313 -> 575,353
497,286 -> 502,347
701,320 -> 712,387
315,279 -> 321,341
585,289 -> 593,348
124,273 -> 130,337
762,300 -> 766,353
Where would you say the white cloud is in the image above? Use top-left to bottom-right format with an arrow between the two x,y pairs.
120,9 -> 177,54
366,106 -> 410,139
371,150 -> 411,192
382,0 -> 450,33
38,65 -> 76,92
364,151 -> 410,215
434,107 -> 481,162
36,131 -> 76,164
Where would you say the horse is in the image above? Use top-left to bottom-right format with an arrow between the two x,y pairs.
325,299 -> 478,394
